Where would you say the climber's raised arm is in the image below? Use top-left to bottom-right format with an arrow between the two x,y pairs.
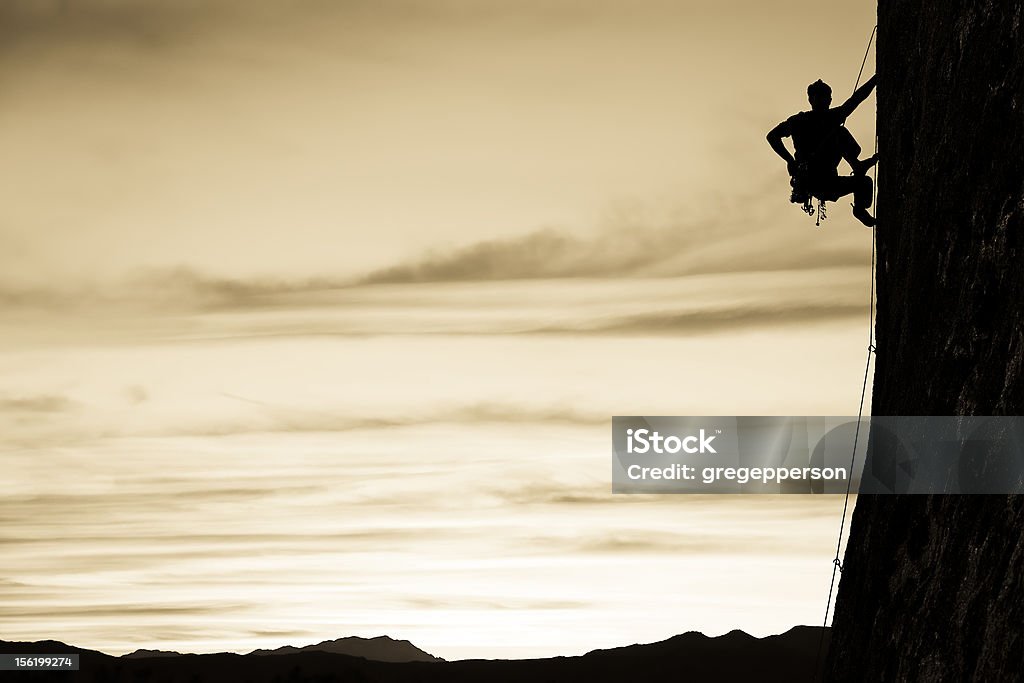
836,74 -> 877,120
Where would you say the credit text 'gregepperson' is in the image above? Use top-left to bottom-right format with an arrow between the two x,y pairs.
625,464 -> 849,485
623,429 -> 848,484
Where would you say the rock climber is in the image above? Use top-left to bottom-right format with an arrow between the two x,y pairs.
767,75 -> 878,226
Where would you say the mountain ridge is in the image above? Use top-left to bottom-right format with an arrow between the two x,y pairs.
247,634 -> 442,662
0,626 -> 828,681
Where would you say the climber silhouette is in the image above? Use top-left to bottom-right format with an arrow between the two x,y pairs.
767,75 -> 878,226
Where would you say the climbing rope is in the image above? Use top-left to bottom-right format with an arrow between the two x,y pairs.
811,24 -> 878,683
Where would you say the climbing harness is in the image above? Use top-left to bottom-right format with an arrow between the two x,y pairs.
791,171 -> 827,226
811,23 -> 877,683
791,167 -> 827,226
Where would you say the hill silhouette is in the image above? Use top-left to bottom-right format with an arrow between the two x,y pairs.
1,627 -> 828,682
248,635 -> 442,662
122,649 -> 182,659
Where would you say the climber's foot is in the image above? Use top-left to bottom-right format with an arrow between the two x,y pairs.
852,154 -> 879,176
852,205 -> 876,227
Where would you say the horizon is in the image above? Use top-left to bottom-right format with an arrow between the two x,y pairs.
8,623 -> 826,660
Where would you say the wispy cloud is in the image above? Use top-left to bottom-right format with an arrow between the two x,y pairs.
0,394 -> 76,413
357,217 -> 868,285
0,1 -> 221,55
360,228 -> 637,283
0,270 -> 329,313
0,216 -> 868,317
159,398 -> 608,438
533,302 -> 864,335
401,596 -> 590,611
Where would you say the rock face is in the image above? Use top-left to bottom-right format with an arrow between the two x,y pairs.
826,2 -> 1024,682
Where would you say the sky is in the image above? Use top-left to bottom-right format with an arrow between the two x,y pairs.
0,0 -> 878,661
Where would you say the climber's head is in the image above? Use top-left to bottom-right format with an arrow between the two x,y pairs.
807,79 -> 832,111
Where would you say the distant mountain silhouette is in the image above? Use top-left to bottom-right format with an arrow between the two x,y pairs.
122,649 -> 183,658
0,626 -> 829,682
248,635 -> 442,662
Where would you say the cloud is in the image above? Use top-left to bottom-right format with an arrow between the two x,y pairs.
0,284 -> 79,310
124,385 -> 150,405
401,596 -> 590,611
571,531 -> 786,555
2,603 -> 250,621
0,269 -> 333,313
0,394 -> 76,413
360,228 -> 634,283
0,1 -> 221,54
117,269 -> 334,311
0,176 -> 869,316
164,398 -> 606,438
492,483 -> 720,507
246,629 -> 315,639
0,0 -> 558,58
349,175 -> 862,290
355,207 -> 870,285
533,302 -> 864,335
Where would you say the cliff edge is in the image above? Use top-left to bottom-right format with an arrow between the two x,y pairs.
827,2 -> 1024,681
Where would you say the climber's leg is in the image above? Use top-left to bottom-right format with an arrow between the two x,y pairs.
821,175 -> 873,207
839,129 -> 862,166
818,175 -> 875,227
851,175 -> 875,227
839,128 -> 878,176
852,175 -> 876,226
853,175 -> 874,209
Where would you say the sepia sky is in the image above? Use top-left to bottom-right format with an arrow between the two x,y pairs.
1,0 -> 878,660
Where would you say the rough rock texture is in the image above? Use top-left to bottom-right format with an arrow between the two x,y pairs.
826,1 -> 1024,681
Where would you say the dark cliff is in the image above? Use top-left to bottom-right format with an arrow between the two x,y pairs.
827,2 -> 1024,681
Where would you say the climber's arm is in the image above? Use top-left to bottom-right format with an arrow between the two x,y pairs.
767,121 -> 796,170
837,74 -> 877,119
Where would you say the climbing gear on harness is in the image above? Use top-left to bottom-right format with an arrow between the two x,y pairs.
791,165 -> 828,227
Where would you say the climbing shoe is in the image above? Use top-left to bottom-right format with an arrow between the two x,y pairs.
852,205 -> 876,227
852,154 -> 878,176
